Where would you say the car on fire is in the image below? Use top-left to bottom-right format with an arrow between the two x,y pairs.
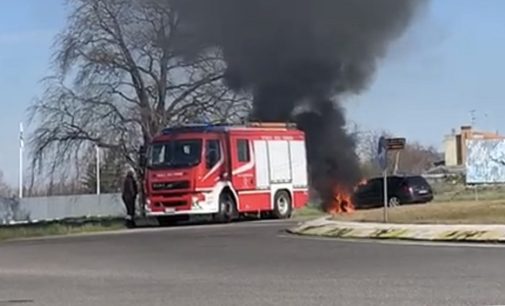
351,175 -> 434,209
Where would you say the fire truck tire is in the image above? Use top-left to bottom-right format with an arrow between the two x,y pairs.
273,190 -> 292,219
215,191 -> 237,223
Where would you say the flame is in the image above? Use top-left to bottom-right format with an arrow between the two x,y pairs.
327,186 -> 355,215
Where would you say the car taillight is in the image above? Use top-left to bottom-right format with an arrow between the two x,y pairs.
404,185 -> 413,193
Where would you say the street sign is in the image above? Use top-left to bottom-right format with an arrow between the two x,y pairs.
386,138 -> 406,150
377,136 -> 387,171
376,136 -> 405,223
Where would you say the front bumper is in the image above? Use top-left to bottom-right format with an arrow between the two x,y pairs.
145,192 -> 218,216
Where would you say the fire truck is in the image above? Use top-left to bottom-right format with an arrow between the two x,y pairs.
142,122 -> 309,224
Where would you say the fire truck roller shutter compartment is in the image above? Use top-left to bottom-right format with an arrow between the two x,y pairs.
289,140 -> 309,208
289,140 -> 308,188
267,140 -> 292,184
253,140 -> 270,189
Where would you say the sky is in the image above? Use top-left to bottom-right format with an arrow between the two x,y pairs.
0,0 -> 505,186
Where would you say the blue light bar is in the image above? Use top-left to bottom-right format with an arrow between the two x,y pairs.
161,123 -> 231,135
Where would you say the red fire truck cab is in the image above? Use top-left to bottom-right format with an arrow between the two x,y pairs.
143,122 -> 309,223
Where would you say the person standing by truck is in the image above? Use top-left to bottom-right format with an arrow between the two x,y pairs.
121,170 -> 138,228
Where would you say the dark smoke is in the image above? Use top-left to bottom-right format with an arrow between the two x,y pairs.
173,0 -> 426,210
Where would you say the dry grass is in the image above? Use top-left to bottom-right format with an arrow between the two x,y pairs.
0,218 -> 125,242
293,206 -> 328,219
332,200 -> 505,224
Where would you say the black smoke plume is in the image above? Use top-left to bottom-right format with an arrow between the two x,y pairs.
173,0 -> 426,210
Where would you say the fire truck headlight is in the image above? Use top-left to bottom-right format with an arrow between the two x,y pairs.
192,194 -> 206,206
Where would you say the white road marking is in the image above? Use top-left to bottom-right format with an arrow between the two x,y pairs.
278,233 -> 505,249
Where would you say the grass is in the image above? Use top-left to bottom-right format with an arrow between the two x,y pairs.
332,200 -> 505,224
0,206 -> 329,242
0,218 -> 125,242
435,189 -> 505,202
429,181 -> 505,203
293,204 -> 328,220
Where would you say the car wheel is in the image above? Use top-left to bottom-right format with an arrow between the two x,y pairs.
388,196 -> 400,208
273,190 -> 292,219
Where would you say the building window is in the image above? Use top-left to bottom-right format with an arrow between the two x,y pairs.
237,139 -> 250,162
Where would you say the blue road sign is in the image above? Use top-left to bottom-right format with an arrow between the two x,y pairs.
377,136 -> 387,171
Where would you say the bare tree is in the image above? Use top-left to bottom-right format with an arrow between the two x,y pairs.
396,142 -> 441,175
0,171 -> 14,197
356,128 -> 441,177
29,0 -> 251,187
81,147 -> 125,194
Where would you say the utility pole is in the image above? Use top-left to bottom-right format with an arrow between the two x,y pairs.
470,109 -> 476,127
19,122 -> 24,199
96,145 -> 101,195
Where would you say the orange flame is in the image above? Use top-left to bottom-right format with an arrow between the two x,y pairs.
327,186 -> 355,215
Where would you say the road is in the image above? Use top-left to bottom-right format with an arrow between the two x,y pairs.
0,220 -> 504,306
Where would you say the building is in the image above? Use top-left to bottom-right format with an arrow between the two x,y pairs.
444,126 -> 503,166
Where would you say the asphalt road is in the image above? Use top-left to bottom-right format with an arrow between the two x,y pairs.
1,220 -> 505,306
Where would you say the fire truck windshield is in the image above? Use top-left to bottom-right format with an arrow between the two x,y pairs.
147,139 -> 203,169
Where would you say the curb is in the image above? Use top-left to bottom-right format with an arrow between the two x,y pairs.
288,217 -> 505,243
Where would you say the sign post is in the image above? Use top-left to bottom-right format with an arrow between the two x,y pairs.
378,137 -> 406,223
383,169 -> 388,222
377,137 -> 388,223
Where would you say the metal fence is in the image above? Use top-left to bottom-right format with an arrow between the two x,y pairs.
0,194 -> 126,225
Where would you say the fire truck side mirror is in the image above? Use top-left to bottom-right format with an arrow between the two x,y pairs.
206,150 -> 218,169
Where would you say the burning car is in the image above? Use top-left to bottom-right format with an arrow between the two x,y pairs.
351,175 -> 434,209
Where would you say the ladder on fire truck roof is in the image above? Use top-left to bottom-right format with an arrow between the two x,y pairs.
161,122 -> 297,134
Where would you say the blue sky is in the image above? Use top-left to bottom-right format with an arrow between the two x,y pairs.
1,0 -> 505,185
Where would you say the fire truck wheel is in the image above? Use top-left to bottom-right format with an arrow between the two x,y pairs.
273,190 -> 292,219
215,192 -> 237,223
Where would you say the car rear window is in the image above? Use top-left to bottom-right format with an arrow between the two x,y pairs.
406,176 -> 429,188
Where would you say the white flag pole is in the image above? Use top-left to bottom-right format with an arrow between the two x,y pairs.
19,122 -> 24,199
96,145 -> 101,195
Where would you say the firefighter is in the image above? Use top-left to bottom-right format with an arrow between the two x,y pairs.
121,170 -> 138,228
